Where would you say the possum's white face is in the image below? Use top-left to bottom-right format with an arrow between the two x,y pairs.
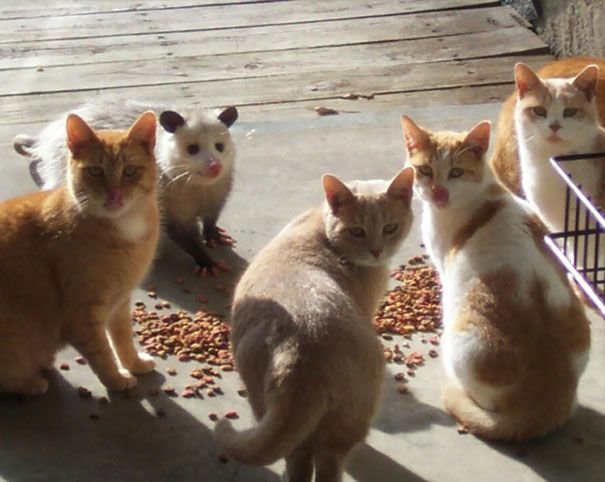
158,106 -> 237,186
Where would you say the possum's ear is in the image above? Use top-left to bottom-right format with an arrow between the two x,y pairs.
218,106 -> 238,128
159,110 -> 186,133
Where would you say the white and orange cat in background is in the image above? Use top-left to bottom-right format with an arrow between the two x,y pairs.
0,112 -> 160,395
402,115 -> 590,441
491,57 -> 605,232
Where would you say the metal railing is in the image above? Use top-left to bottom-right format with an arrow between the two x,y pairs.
546,152 -> 605,316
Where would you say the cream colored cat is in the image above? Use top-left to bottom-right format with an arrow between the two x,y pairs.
402,115 -> 590,442
0,112 -> 160,395
214,168 -> 415,481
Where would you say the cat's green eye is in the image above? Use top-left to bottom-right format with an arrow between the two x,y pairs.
532,106 -> 547,117
417,165 -> 433,177
383,223 -> 399,235
347,226 -> 366,238
123,165 -> 138,177
449,167 -> 465,179
86,166 -> 103,177
563,107 -> 578,118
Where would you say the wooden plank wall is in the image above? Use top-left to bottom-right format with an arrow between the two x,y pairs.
0,0 -> 552,141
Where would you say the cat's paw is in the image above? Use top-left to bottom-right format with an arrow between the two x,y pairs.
104,370 -> 137,392
129,353 -> 156,375
20,376 -> 49,396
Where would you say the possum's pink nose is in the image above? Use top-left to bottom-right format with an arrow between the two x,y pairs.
431,185 -> 449,207
204,160 -> 223,178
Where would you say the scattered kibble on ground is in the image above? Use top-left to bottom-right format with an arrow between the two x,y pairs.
77,387 -> 92,399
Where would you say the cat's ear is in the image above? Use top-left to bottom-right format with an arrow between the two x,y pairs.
401,115 -> 430,154
514,63 -> 544,99
127,111 -> 157,155
159,110 -> 186,133
386,166 -> 414,206
322,174 -> 354,214
66,114 -> 99,155
462,121 -> 491,159
218,106 -> 238,128
572,64 -> 599,101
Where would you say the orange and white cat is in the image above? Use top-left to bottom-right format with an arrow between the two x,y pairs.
214,168 -> 415,481
402,115 -> 591,441
0,112 -> 160,395
491,57 -> 605,232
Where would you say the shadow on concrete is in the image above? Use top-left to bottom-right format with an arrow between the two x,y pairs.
347,442 -> 427,482
0,369 -> 280,482
373,387 -> 454,435
145,239 -> 249,315
489,405 -> 605,482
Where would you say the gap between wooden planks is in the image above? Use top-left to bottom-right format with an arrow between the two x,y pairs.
0,0 -> 500,42
2,27 -> 547,97
0,6 -> 535,70
0,55 -> 552,126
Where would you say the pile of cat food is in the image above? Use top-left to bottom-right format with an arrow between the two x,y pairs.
132,303 -> 234,369
373,255 -> 442,336
373,254 -> 442,388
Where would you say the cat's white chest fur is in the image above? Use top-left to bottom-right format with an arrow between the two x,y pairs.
113,210 -> 151,243
520,141 -> 598,232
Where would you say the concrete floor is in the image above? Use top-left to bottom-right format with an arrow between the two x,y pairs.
0,104 -> 603,482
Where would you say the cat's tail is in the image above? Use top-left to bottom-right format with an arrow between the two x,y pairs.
442,382 -> 573,442
214,388 -> 327,466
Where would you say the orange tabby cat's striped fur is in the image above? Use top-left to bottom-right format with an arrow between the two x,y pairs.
0,112 -> 160,395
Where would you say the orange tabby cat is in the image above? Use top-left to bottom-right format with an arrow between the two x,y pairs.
491,56 -> 605,197
0,112 -> 160,395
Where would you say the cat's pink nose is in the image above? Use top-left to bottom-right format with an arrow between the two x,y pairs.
549,122 -> 561,132
370,249 -> 383,258
104,189 -> 124,209
431,185 -> 449,206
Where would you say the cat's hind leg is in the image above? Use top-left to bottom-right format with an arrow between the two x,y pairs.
285,442 -> 313,482
0,343 -> 52,395
313,452 -> 345,482
107,300 -> 155,375
0,372 -> 49,396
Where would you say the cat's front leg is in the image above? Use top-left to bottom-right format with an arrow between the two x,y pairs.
107,300 -> 156,375
68,320 -> 136,391
166,218 -> 229,276
203,217 -> 235,248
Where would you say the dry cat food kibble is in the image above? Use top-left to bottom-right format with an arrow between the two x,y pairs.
77,387 -> 92,399
373,258 -> 442,336
133,306 -> 233,367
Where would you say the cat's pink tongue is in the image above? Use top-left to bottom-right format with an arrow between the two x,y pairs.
203,160 -> 223,178
431,185 -> 449,207
104,190 -> 124,210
